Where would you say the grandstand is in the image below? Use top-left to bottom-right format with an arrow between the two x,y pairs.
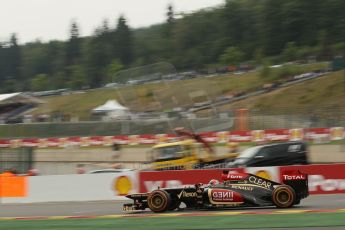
0,92 -> 44,124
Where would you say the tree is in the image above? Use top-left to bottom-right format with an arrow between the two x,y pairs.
67,65 -> 87,89
260,61 -> 271,78
106,59 -> 123,83
219,47 -> 244,65
7,34 -> 22,85
262,0 -> 286,55
31,74 -> 49,91
165,4 -> 175,37
65,20 -> 81,66
114,15 -> 133,66
1,78 -> 20,93
254,48 -> 264,66
1,0 -> 345,92
282,42 -> 297,62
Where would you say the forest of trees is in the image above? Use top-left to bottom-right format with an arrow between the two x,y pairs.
0,0 -> 344,93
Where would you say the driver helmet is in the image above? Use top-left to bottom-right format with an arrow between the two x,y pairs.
208,179 -> 219,186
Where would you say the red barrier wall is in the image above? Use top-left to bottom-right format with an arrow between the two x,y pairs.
279,164 -> 345,194
139,164 -> 345,195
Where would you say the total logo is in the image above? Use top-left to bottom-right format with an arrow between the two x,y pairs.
283,175 -> 306,180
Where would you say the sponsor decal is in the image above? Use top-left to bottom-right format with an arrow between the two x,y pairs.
221,170 -> 247,181
289,128 -> 304,141
210,189 -> 234,202
330,127 -> 344,141
10,139 -> 22,148
248,176 -> 272,189
309,175 -> 345,192
264,129 -> 289,141
208,189 -> 243,205
279,164 -> 345,194
283,175 -> 306,180
231,185 -> 253,191
227,171 -> 246,180
306,128 -> 330,142
252,130 -> 265,142
38,138 -> 48,148
177,190 -> 197,199
114,176 -> 133,196
103,136 -> 115,146
229,131 -> 252,142
138,135 -> 157,144
156,134 -> 168,143
129,135 -> 139,145
217,131 -> 229,143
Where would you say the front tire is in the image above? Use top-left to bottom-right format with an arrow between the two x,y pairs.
272,185 -> 296,208
147,190 -> 171,213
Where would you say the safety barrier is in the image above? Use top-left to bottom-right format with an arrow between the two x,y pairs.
0,171 -> 138,203
0,164 -> 344,203
0,127 -> 344,148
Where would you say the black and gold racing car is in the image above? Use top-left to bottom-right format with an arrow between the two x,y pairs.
123,170 -> 309,213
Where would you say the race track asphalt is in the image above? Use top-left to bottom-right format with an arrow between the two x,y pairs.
0,194 -> 344,218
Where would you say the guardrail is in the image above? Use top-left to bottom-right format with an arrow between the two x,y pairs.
0,127 -> 343,148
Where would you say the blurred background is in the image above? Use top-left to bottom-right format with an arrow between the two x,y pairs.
0,0 -> 344,175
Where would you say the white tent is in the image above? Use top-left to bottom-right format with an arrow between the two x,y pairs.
92,100 -> 130,120
0,92 -> 44,105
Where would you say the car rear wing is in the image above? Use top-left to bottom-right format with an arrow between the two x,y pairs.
281,170 -> 309,199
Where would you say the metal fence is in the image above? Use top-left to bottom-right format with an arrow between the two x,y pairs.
0,117 -> 234,138
0,147 -> 33,174
0,105 -> 344,138
247,105 -> 345,130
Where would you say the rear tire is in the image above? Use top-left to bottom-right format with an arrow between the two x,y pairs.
147,190 -> 171,213
272,185 -> 296,208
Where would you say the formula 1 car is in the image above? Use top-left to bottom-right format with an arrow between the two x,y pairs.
123,170 -> 309,212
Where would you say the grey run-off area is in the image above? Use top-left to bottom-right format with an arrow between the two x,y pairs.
0,194 -> 344,217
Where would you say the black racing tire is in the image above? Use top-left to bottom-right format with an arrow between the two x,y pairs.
147,190 -> 171,213
272,185 -> 296,208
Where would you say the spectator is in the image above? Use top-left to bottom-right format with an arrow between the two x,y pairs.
27,168 -> 39,176
112,142 -> 121,160
76,164 -> 86,174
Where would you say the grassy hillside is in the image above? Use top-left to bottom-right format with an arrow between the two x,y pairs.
219,70 -> 345,114
32,62 -> 332,120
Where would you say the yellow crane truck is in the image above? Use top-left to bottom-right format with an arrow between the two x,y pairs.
149,128 -> 238,170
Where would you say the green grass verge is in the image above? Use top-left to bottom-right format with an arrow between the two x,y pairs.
1,213 -> 345,230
